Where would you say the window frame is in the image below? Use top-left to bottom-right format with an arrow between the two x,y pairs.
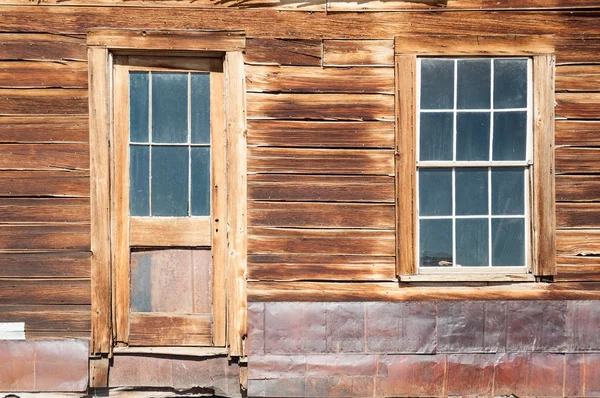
395,34 -> 556,282
88,30 -> 247,356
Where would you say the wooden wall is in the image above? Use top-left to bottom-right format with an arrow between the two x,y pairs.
2,2 -> 600,338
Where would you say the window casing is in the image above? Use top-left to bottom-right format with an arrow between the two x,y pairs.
395,35 -> 556,281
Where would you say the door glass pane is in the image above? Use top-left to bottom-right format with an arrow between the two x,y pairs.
130,72 -> 149,143
493,111 -> 527,161
152,73 -> 188,143
421,59 -> 454,110
456,112 -> 490,161
420,219 -> 453,267
191,73 -> 211,145
494,59 -> 528,109
492,218 -> 525,266
456,218 -> 489,267
191,147 -> 211,216
420,112 -> 453,161
419,168 -> 452,216
130,145 -> 150,216
151,146 -> 189,216
492,168 -> 525,215
455,168 -> 488,216
457,59 -> 491,110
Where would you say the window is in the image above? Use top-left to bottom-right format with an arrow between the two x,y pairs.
395,35 -> 556,281
88,30 -> 247,357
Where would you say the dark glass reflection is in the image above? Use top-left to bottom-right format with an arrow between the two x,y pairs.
151,146 -> 189,216
456,112 -> 491,161
129,72 -> 149,143
419,168 -> 452,216
492,218 -> 525,266
420,112 -> 453,161
129,145 -> 150,216
152,73 -> 188,143
455,168 -> 488,216
456,218 -> 489,267
494,59 -> 528,109
457,59 -> 491,109
421,59 -> 454,110
420,219 -> 453,267
191,147 -> 211,216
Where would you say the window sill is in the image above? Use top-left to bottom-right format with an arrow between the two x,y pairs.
399,273 -> 536,283
113,346 -> 228,357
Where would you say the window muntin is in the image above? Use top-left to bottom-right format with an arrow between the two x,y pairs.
129,71 -> 211,217
416,57 -> 532,270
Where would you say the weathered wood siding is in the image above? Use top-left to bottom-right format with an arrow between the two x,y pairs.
1,3 -> 600,339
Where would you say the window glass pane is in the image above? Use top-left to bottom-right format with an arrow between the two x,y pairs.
191,74 -> 211,145
493,111 -> 527,161
456,218 -> 489,267
492,218 -> 525,266
419,112 -> 453,161
191,147 -> 211,216
494,59 -> 527,109
455,168 -> 488,216
420,219 -> 453,267
151,146 -> 189,216
492,168 -> 525,215
152,73 -> 188,144
419,168 -> 452,216
457,59 -> 491,110
421,59 -> 454,110
129,72 -> 149,143
129,145 -> 150,216
456,112 -> 490,161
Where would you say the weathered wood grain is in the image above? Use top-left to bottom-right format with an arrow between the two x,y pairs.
129,313 -> 212,346
556,147 -> 600,174
0,279 -> 91,305
248,227 -> 395,255
245,39 -> 322,66
0,116 -> 88,143
0,252 -> 90,278
557,229 -> 600,256
248,202 -> 395,228
0,89 -> 88,115
248,174 -> 395,202
246,65 -> 394,94
557,37 -> 600,64
248,147 -> 394,175
0,304 -> 91,333
556,92 -> 600,119
247,93 -> 394,121
556,175 -> 600,202
0,143 -> 89,171
2,0 -> 325,9
0,198 -> 89,223
0,170 -> 89,197
0,33 -> 87,61
556,120 -> 600,147
0,224 -> 90,251
0,61 -> 87,89
248,281 -> 600,302
247,120 -> 394,148
556,256 -> 600,282
556,65 -> 600,92
327,0 -> 600,11
248,254 -> 395,281
557,203 -> 600,229
129,217 -> 211,247
323,40 -> 393,66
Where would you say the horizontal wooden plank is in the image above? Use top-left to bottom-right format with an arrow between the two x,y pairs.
130,217 -> 211,247
0,170 -> 89,197
327,0 -> 600,11
0,61 -> 87,89
556,256 -> 600,282
0,116 -> 88,143
323,40 -> 393,66
0,279 -> 90,305
0,252 -> 90,278
556,92 -> 600,119
249,202 -> 395,229
556,175 -> 600,202
248,281 -> 600,301
2,0 -> 324,10
0,143 -> 89,171
556,147 -> 600,174
556,120 -> 600,147
557,38 -> 600,64
248,254 -> 395,281
129,313 -> 211,346
557,203 -> 600,229
248,227 -> 395,255
88,29 -> 245,51
247,93 -> 394,121
0,225 -> 90,251
0,304 -> 91,332
246,65 -> 394,94
556,65 -> 600,92
247,120 -> 394,148
0,33 -> 87,61
248,147 -> 394,175
245,39 -> 322,66
248,174 -> 395,202
0,198 -> 89,224
557,229 -> 600,256
0,89 -> 88,115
